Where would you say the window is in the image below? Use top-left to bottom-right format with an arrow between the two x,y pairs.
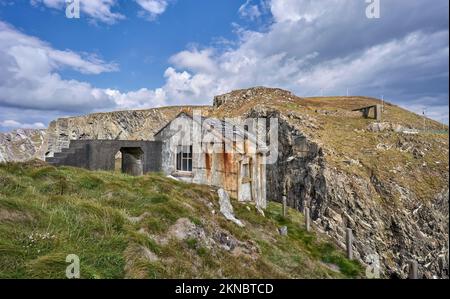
242,163 -> 250,178
176,145 -> 193,172
242,158 -> 252,178
244,125 -> 249,140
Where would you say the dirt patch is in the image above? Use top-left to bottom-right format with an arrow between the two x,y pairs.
0,209 -> 33,222
211,225 -> 260,260
145,218 -> 212,247
166,218 -> 209,243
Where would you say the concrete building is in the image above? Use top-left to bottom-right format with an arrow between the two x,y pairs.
46,112 -> 269,209
45,140 -> 162,176
154,112 -> 267,209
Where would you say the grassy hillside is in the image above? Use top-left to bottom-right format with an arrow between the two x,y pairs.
0,161 -> 362,279
280,97 -> 449,203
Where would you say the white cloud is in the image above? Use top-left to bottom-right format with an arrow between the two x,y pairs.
31,0 -> 172,23
135,0 -> 169,20
169,48 -> 217,73
145,0 -> 449,123
156,30 -> 448,108
105,87 -> 167,110
0,20 -> 171,126
0,21 -> 120,112
30,0 -> 125,24
270,0 -> 341,23
0,119 -> 46,129
2,0 -> 449,130
238,0 -> 262,21
0,21 -> 117,74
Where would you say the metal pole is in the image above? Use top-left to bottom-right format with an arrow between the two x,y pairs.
408,260 -> 419,279
282,196 -> 287,218
305,207 -> 311,232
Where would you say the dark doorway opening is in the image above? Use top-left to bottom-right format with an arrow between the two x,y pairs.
117,147 -> 144,176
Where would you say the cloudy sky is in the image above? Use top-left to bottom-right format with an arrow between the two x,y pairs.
0,0 -> 448,131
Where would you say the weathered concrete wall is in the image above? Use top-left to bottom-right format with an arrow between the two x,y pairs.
193,144 -> 240,198
155,113 -> 192,177
155,114 -> 266,208
46,140 -> 162,174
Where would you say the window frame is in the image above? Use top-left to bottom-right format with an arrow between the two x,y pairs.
176,145 -> 193,172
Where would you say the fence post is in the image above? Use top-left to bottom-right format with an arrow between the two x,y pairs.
305,207 -> 311,232
408,260 -> 419,279
438,255 -> 445,277
282,196 -> 287,218
346,228 -> 353,260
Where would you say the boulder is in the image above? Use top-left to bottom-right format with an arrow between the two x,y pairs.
278,226 -> 288,236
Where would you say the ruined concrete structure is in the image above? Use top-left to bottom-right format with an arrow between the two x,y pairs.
46,140 -> 162,176
353,104 -> 383,122
155,112 -> 267,209
46,112 -> 268,209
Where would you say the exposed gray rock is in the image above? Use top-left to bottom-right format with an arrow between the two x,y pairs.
218,188 -> 245,227
278,226 -> 288,236
215,231 -> 237,251
213,86 -> 295,109
0,129 -> 47,162
367,122 -> 392,132
367,122 -> 420,134
167,218 -> 208,243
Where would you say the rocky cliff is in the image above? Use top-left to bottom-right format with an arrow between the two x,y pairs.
213,87 -> 449,279
0,129 -> 47,162
1,87 -> 448,278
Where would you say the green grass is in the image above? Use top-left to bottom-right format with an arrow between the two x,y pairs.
0,161 -> 363,279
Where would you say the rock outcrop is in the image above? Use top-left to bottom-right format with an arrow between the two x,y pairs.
218,188 -> 245,227
0,129 -> 47,162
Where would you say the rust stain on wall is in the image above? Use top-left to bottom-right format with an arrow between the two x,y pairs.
222,147 -> 237,197
205,152 -> 211,179
223,152 -> 233,174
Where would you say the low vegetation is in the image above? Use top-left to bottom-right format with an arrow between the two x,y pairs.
0,161 -> 362,279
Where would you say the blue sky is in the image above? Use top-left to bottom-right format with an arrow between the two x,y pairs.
0,0 -> 448,131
